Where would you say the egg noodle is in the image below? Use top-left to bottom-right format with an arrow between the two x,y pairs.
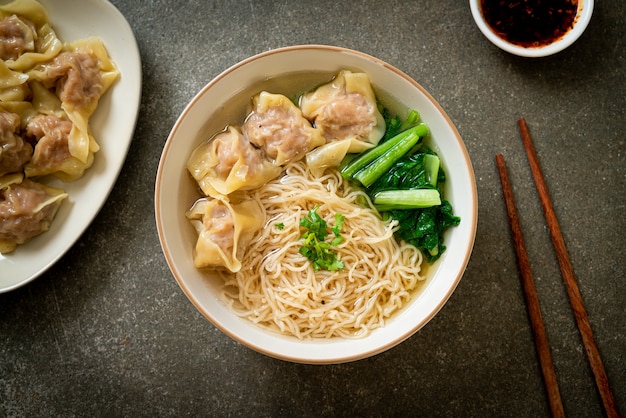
219,159 -> 425,339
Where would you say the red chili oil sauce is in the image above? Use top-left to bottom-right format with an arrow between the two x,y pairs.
480,0 -> 579,48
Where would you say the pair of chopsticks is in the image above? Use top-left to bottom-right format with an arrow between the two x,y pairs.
496,119 -> 620,418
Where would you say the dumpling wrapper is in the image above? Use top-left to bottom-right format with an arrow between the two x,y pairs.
185,196 -> 264,272
300,70 -> 385,176
29,79 -> 64,118
242,91 -> 324,166
0,61 -> 29,102
305,140 -> 355,178
187,125 -> 281,198
0,52 -> 29,102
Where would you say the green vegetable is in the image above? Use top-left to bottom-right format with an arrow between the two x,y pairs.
373,189 -> 441,211
341,123 -> 429,180
330,213 -> 345,246
368,150 -> 439,195
423,154 -> 440,187
370,147 -> 460,261
369,148 -> 460,261
382,109 -> 422,141
275,222 -> 285,230
352,125 -> 428,187
340,108 -> 460,263
386,200 -> 460,262
299,206 -> 345,271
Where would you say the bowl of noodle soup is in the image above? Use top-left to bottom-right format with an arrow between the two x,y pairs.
155,45 -> 477,364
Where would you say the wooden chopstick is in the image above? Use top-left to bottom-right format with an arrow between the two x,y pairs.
517,118 -> 620,418
496,154 -> 565,418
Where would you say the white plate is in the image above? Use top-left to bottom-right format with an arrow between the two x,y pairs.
0,0 -> 142,293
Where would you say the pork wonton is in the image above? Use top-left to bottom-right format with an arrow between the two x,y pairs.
23,113 -> 96,181
0,172 -> 67,253
186,196 -> 264,272
242,91 -> 324,166
187,125 -> 281,198
0,0 -> 62,71
300,70 -> 385,175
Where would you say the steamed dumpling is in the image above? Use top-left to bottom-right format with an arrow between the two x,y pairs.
0,172 -> 67,253
0,0 -> 63,72
0,1 -> 62,102
27,37 -> 119,165
23,113 -> 95,181
242,92 -> 324,166
187,125 -> 281,198
300,70 -> 385,175
186,196 -> 264,272
300,70 -> 385,146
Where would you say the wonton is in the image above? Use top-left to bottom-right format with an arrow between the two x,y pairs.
300,70 -> 385,176
186,196 -> 264,272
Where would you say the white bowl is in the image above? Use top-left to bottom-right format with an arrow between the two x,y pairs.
469,0 -> 594,57
155,45 -> 477,364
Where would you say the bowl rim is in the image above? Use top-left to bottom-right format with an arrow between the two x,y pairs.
469,0 -> 594,57
155,44 -> 478,364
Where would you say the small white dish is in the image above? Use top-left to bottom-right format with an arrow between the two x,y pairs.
155,45 -> 478,364
469,0 -> 594,57
0,0 -> 142,293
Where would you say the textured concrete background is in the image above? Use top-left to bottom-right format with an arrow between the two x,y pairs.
1,0 -> 624,416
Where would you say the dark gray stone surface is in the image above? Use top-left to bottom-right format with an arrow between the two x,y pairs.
1,0 -> 624,416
